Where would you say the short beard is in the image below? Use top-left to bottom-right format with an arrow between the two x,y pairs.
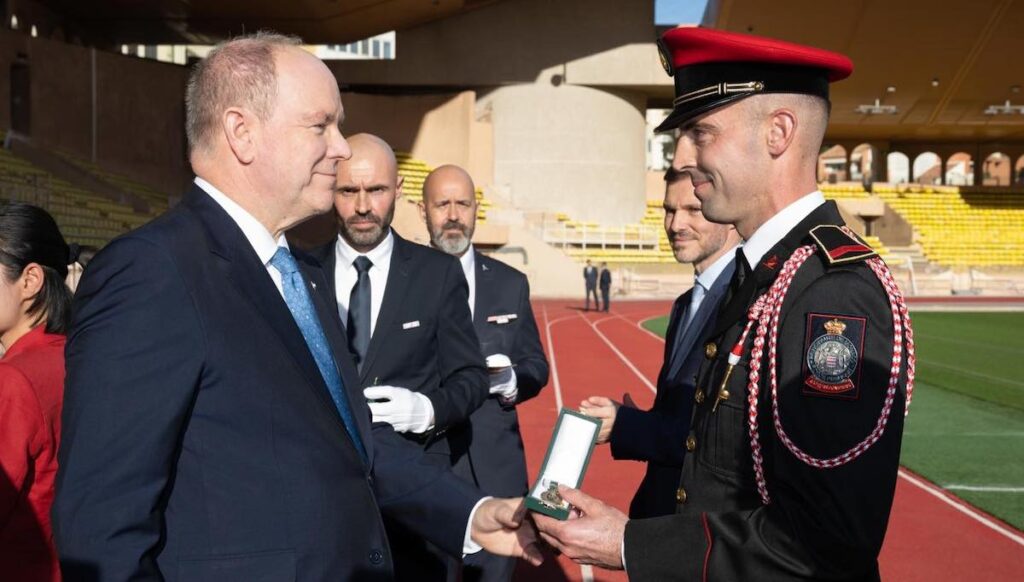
339,204 -> 395,250
429,220 -> 473,256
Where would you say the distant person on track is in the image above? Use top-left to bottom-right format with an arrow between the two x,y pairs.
420,163 -> 549,582
583,259 -> 599,311
580,170 -> 739,519
535,27 -> 914,581
598,262 -> 612,312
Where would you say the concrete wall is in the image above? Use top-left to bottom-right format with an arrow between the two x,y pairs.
482,83 -> 647,226
0,28 -> 189,193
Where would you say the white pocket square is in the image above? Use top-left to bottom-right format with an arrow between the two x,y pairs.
486,313 -> 518,325
402,320 -> 421,330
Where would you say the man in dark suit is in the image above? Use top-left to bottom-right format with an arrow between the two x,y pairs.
536,28 -> 912,581
419,164 -> 550,582
306,135 -> 491,580
598,262 -> 612,312
580,169 -> 739,519
53,35 -> 539,582
583,259 -> 599,310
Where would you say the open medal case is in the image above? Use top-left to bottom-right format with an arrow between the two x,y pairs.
525,408 -> 601,520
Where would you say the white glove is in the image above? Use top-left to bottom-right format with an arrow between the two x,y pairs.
486,354 -> 518,402
363,386 -> 435,433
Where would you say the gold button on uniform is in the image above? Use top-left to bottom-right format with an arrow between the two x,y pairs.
704,342 -> 717,359
719,389 -> 730,401
676,487 -> 687,504
695,390 -> 705,404
686,435 -> 696,452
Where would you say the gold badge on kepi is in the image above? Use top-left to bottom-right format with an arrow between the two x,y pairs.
802,314 -> 866,400
657,37 -> 675,76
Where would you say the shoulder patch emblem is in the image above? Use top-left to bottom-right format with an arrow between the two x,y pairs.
802,313 -> 867,400
809,225 -> 877,265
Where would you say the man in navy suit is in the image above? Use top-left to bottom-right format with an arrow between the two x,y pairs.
580,167 -> 740,519
419,165 -> 549,582
53,34 -> 539,582
306,136 -> 494,580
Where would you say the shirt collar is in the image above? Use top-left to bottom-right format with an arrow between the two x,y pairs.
695,244 -> 739,291
741,190 -> 825,269
336,228 -> 395,270
459,245 -> 476,273
195,177 -> 287,266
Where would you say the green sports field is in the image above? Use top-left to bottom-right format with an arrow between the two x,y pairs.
642,311 -> 1024,530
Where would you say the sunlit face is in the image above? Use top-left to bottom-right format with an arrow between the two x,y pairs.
672,100 -> 767,227
663,174 -> 733,266
334,150 -> 400,252
422,176 -> 477,256
253,48 -> 351,222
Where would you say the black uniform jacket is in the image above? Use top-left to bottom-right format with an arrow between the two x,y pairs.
623,201 -> 908,582
448,250 -> 549,497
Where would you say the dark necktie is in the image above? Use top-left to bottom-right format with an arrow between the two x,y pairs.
348,256 -> 373,368
724,248 -> 751,306
269,248 -> 367,463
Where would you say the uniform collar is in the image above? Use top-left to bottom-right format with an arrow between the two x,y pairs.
742,190 -> 825,269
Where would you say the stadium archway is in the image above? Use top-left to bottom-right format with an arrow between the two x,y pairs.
887,152 -> 910,184
818,144 -> 847,183
982,152 -> 1011,186
850,143 -> 877,183
946,152 -> 974,186
913,152 -> 942,185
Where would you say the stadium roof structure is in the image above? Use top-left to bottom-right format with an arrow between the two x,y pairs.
33,0 -> 502,45
704,0 -> 1024,142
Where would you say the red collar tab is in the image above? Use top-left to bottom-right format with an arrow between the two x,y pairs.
808,225 -> 878,265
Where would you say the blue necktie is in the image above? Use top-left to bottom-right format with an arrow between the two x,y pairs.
270,247 -> 368,463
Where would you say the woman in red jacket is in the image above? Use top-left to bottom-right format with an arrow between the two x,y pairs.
0,203 -> 73,582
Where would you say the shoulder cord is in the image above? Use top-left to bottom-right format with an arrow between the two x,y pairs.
725,229 -> 915,505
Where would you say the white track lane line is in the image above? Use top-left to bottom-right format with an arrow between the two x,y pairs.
623,312 -> 669,344
944,485 -> 1024,493
898,469 -> 1024,546
541,304 -> 599,582
579,311 -> 657,395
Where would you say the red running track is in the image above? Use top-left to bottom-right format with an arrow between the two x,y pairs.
513,299 -> 1024,581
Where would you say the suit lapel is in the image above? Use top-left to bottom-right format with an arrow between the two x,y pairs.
668,260 -> 735,380
186,188 -> 345,432
472,249 -> 493,327
359,231 -> 412,382
304,264 -> 375,465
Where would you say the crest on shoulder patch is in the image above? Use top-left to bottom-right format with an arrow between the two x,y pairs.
809,225 -> 877,265
802,313 -> 867,400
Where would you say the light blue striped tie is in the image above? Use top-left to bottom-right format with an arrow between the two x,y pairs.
270,247 -> 368,463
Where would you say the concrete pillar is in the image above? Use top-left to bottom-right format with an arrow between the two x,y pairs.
484,83 -> 646,226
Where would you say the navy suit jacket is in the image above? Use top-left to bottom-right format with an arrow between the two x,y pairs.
53,185 -> 481,582
609,259 -> 733,519
449,250 -> 549,497
308,233 -> 488,456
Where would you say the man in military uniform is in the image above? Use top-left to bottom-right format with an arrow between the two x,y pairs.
534,27 -> 913,582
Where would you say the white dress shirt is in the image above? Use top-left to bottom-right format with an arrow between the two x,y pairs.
459,246 -> 477,318
741,190 -> 826,270
334,230 -> 394,334
196,178 -> 290,294
197,179 -> 486,555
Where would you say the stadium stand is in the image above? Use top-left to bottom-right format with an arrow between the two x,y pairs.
822,183 -> 1024,267
0,143 -> 163,247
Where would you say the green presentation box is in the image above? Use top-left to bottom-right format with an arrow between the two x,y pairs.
525,408 -> 601,520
